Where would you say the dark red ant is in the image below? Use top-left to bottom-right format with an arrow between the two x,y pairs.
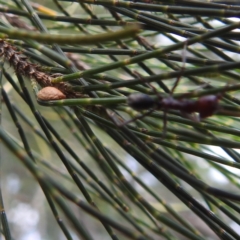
127,92 -> 221,121
122,42 -> 223,133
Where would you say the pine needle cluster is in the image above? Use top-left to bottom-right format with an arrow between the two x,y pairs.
0,1 -> 240,240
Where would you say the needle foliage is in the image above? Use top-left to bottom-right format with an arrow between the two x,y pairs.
0,0 -> 240,239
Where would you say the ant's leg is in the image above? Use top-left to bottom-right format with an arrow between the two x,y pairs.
180,111 -> 200,122
170,41 -> 188,95
162,110 -> 168,137
133,71 -> 160,97
177,82 -> 210,99
118,108 -> 156,127
159,41 -> 187,136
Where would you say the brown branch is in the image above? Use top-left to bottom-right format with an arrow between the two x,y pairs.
0,40 -> 83,98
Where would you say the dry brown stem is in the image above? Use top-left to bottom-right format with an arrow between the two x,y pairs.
0,40 -> 82,98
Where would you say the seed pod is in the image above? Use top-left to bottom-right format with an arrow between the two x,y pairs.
37,87 -> 66,101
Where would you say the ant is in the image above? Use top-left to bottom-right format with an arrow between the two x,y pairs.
122,42 -> 223,134
127,90 -> 222,126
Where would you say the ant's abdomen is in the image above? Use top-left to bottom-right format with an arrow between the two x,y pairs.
197,95 -> 219,119
127,93 -> 156,111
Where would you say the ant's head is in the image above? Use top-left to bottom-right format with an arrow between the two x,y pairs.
127,93 -> 156,111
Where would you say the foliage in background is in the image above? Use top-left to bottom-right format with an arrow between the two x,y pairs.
0,0 -> 240,239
